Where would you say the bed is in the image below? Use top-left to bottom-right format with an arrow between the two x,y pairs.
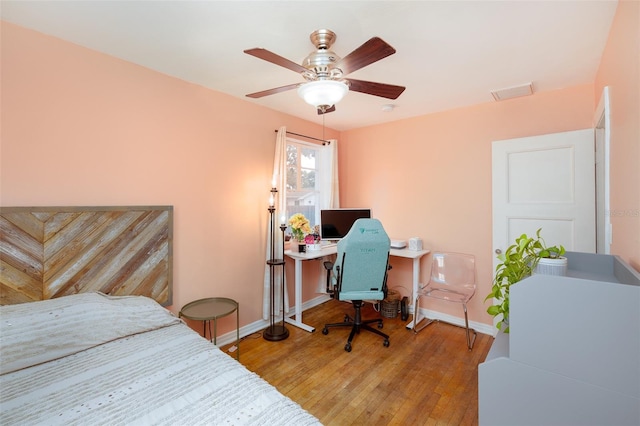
0,292 -> 321,425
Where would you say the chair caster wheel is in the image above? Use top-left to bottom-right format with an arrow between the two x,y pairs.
377,321 -> 383,329
344,343 -> 352,352
322,327 -> 329,335
383,339 -> 390,347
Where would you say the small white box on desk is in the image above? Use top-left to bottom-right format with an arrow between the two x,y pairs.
408,237 -> 423,251
390,239 -> 407,249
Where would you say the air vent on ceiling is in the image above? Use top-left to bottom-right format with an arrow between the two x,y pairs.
491,82 -> 534,101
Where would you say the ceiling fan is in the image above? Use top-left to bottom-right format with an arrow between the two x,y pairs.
244,29 -> 406,115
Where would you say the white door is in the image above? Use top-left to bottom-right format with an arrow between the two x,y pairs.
492,129 -> 596,261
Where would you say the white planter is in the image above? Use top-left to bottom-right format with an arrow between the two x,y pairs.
306,243 -> 322,251
535,257 -> 568,276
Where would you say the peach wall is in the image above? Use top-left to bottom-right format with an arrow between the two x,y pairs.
2,3 -> 637,335
594,0 -> 640,270
0,22 -> 338,334
340,85 -> 595,324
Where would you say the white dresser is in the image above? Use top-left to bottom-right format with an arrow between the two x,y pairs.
478,252 -> 640,426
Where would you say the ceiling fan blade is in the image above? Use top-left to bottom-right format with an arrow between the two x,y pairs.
346,79 -> 406,100
246,83 -> 300,98
334,37 -> 396,75
317,105 -> 336,115
244,48 -> 307,74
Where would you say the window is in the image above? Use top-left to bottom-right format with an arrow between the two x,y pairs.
285,139 -> 323,229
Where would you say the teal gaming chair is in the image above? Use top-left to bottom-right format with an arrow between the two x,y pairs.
322,218 -> 391,352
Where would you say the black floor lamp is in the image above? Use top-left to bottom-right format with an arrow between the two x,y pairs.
264,185 -> 289,341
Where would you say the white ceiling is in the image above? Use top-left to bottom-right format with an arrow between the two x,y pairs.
1,1 -> 618,131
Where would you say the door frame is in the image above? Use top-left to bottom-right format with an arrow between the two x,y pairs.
594,86 -> 612,254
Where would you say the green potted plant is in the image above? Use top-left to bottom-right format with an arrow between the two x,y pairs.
485,228 -> 565,333
535,238 -> 567,276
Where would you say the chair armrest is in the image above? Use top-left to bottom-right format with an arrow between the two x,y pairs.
324,261 -> 336,297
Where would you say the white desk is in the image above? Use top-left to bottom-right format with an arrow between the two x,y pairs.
285,246 -> 430,332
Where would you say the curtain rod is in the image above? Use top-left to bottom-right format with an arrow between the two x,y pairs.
274,130 -> 330,144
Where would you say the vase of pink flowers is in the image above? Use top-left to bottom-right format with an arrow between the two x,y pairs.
304,226 -> 322,251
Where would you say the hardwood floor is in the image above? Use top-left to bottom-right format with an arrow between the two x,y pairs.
223,299 -> 493,425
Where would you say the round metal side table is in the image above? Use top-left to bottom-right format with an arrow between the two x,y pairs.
179,297 -> 239,359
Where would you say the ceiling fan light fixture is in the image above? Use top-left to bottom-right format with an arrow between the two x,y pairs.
297,80 -> 348,109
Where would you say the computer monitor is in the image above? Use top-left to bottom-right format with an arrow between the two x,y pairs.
320,208 -> 372,241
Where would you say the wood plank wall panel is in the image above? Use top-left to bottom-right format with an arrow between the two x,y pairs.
0,206 -> 173,306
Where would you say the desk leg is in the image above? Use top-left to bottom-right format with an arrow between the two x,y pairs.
284,257 -> 315,333
405,257 -> 421,329
284,317 -> 315,332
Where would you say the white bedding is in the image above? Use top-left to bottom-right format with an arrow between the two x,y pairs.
0,293 -> 321,425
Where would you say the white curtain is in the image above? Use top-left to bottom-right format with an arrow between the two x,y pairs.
262,126 -> 289,320
319,139 -> 340,209
315,139 -> 340,293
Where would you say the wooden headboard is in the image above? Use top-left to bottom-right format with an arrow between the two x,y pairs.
0,206 -> 173,306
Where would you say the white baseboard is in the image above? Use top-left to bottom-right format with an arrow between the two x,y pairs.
212,296 -> 495,349
294,293 -> 332,314
212,294 -> 332,348
417,307 -> 496,336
